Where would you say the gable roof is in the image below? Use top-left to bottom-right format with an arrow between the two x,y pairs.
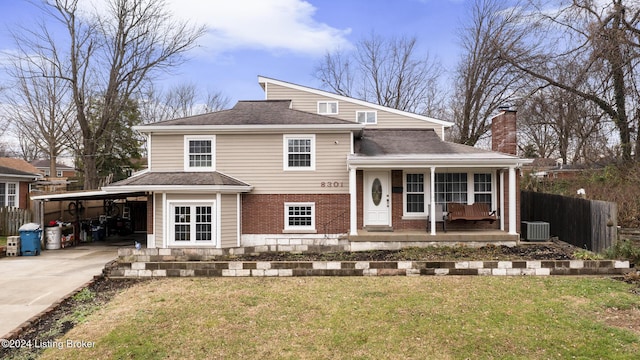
136,100 -> 363,133
258,76 -> 454,128
0,158 -> 42,177
350,129 -> 530,168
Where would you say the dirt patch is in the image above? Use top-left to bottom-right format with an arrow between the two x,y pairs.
602,307 -> 640,336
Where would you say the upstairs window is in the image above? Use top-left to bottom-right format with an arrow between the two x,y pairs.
317,101 -> 338,115
283,135 -> 315,171
357,111 -> 377,124
184,136 -> 215,171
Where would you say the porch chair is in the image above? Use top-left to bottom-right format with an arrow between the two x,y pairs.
426,203 -> 447,233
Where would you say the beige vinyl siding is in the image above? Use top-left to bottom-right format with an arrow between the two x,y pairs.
150,134 -> 185,171
217,132 -> 351,194
154,193 -> 163,248
220,194 -> 238,248
265,83 -> 444,138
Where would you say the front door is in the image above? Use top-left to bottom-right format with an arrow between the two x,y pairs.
364,171 -> 391,227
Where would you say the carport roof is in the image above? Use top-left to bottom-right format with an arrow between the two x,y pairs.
30,189 -> 146,201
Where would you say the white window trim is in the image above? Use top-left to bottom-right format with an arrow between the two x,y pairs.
0,182 -> 19,208
184,135 -> 216,171
167,199 -> 217,246
356,110 -> 377,124
403,172 -> 429,219
284,202 -> 316,232
56,170 -> 63,177
472,172 -> 495,210
283,134 -> 316,171
317,101 -> 339,115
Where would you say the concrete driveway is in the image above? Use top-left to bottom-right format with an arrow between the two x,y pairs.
0,244 -> 118,338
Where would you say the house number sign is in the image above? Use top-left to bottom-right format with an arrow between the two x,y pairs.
320,181 -> 344,188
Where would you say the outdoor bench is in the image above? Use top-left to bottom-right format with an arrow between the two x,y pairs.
447,203 -> 497,223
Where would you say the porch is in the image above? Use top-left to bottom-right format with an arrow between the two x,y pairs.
344,229 -> 520,251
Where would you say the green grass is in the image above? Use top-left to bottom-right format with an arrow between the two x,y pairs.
41,277 -> 640,360
0,235 -> 7,247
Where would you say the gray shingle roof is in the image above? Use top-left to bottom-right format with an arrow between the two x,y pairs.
108,172 -> 250,187
355,129 -> 497,156
142,100 -> 356,126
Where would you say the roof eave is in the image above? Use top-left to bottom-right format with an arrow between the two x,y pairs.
102,185 -> 254,193
347,155 -> 533,168
134,124 -> 364,134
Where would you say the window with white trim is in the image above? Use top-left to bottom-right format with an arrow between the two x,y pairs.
283,135 -> 315,170
317,101 -> 338,115
435,173 -> 468,207
56,170 -> 63,177
44,169 -> 50,177
474,173 -> 492,207
356,111 -> 377,124
184,136 -> 215,171
0,182 -> 18,207
405,173 -> 425,214
284,202 -> 315,231
169,201 -> 216,245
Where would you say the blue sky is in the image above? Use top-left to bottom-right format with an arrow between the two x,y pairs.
0,0 -> 469,105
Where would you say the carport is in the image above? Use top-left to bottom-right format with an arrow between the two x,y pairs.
30,190 -> 148,248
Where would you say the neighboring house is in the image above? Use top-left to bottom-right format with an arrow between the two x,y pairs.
31,159 -> 77,179
0,158 -> 42,209
104,76 -> 532,250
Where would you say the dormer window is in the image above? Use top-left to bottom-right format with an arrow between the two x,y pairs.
317,101 -> 338,115
357,111 -> 377,124
184,135 -> 215,171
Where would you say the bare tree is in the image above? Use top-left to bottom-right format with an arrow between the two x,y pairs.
139,83 -> 230,124
315,33 -> 444,115
11,0 -> 206,189
451,0 -> 530,146
3,52 -> 74,172
495,0 -> 640,162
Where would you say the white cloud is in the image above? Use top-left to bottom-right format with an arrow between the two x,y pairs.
165,0 -> 352,56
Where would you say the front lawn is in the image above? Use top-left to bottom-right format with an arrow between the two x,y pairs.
0,236 -> 6,247
39,277 -> 640,359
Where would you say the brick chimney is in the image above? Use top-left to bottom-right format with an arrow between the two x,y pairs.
491,108 -> 517,155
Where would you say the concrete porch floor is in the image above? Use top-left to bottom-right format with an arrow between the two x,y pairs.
345,229 -> 520,244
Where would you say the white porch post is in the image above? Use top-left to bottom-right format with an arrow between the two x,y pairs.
508,166 -> 517,235
499,170 -> 505,231
430,166 -> 436,235
349,167 -> 358,235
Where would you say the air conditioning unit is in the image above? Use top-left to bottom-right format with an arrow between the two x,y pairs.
521,221 -> 550,241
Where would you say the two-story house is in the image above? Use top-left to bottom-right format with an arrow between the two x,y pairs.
104,76 -> 530,250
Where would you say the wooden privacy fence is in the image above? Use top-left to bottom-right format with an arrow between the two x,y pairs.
0,207 -> 33,236
520,191 -> 617,253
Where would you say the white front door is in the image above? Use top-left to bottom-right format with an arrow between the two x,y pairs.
364,171 -> 391,226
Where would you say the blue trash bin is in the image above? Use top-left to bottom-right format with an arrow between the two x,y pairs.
20,229 -> 43,256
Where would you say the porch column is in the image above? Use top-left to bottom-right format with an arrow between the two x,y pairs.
430,166 -> 436,235
508,166 -> 517,235
499,170 -> 505,231
349,167 -> 358,235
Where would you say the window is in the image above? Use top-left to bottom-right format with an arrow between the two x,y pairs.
474,173 -> 492,207
435,173 -> 468,206
184,136 -> 215,171
317,101 -> 338,115
169,201 -> 215,245
283,135 -> 315,171
44,169 -> 50,177
284,202 -> 315,231
56,170 -> 63,177
356,111 -> 377,124
405,173 -> 425,214
0,183 -> 18,207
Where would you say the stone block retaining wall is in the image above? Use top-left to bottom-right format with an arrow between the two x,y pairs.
109,248 -> 633,278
